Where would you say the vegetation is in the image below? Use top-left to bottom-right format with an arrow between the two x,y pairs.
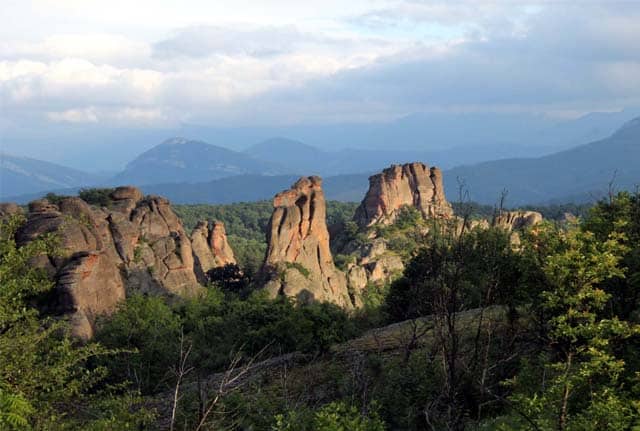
3,192 -> 640,429
78,188 -> 116,207
0,215 -> 154,430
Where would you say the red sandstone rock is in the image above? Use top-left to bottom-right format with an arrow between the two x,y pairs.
354,162 -> 453,227
16,187 -> 210,338
262,176 -> 351,308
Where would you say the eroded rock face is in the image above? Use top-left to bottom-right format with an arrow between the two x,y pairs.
262,176 -> 351,308
12,187 -> 209,338
354,162 -> 453,227
191,220 -> 236,281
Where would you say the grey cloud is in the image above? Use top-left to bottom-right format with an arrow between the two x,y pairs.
254,3 -> 640,115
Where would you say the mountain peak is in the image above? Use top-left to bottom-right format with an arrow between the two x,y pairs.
161,137 -> 199,146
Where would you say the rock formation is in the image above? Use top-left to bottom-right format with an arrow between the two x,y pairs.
0,202 -> 23,217
492,210 -> 543,231
262,176 -> 352,308
191,220 -> 236,280
11,186 -> 213,339
490,210 -> 543,247
354,162 -> 453,228
343,238 -> 404,307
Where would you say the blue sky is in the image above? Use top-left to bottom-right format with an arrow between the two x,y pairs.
1,0 -> 640,132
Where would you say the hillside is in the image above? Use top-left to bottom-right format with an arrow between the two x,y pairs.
110,137 -> 285,185
444,117 -> 640,205
0,154 -> 100,198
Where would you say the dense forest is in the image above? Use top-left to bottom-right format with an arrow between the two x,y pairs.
1,192 -> 638,430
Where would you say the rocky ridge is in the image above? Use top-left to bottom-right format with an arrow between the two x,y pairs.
10,186 -> 234,338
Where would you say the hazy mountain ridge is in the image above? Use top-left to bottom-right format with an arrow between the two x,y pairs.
444,116 -> 640,205
5,108 -> 639,171
109,137 -> 285,186
2,115 -> 639,205
0,154 -> 100,197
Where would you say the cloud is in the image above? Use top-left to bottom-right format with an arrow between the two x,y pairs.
47,106 -> 169,126
153,25 -> 312,58
0,34 -> 151,67
1,2 -> 640,128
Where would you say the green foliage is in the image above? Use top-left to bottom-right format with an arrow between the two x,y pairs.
498,218 -> 640,430
334,253 -> 356,271
94,294 -> 182,394
273,401 -> 385,431
0,389 -> 33,430
0,215 -> 153,430
284,261 -> 311,279
0,215 -> 57,328
385,226 -> 520,322
372,206 -> 429,260
78,188 -> 116,207
44,192 -> 69,205
207,263 -> 251,297
179,292 -> 359,370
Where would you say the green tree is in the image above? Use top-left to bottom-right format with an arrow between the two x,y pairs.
0,215 -> 153,429
500,225 -> 640,430
94,294 -> 182,394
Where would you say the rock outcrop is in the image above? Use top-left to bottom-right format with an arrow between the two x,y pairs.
490,210 -> 543,247
191,220 -> 236,280
492,210 -> 543,231
354,163 -> 453,227
262,177 -> 351,308
0,202 -> 23,217
11,187 -> 213,339
343,238 -> 404,307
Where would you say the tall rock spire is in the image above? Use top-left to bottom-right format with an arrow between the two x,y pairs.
262,176 -> 351,308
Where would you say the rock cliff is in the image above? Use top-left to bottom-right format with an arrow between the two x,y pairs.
10,186 -> 235,339
262,176 -> 352,308
354,162 -> 453,227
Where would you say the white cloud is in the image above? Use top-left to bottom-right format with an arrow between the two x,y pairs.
1,1 -> 639,128
47,107 -> 98,123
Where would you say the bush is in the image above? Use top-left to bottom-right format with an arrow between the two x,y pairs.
273,401 -> 386,431
94,295 -> 182,394
78,188 -> 116,207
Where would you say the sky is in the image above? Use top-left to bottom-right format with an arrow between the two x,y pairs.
1,1 -> 640,136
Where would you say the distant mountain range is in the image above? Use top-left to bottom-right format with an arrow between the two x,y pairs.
443,117 -> 640,205
111,137 -> 284,185
2,116 -> 639,206
4,108 -> 640,171
0,154 -> 101,197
